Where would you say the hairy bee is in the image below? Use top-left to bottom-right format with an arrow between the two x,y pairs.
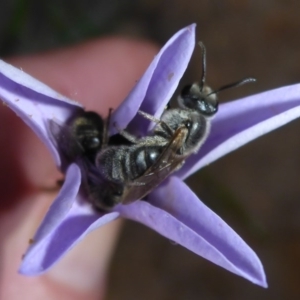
93,42 -> 256,208
50,42 -> 255,211
50,110 -> 105,164
49,109 -> 131,209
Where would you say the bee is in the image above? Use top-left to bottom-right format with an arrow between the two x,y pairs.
49,110 -> 105,164
93,42 -> 256,209
49,42 -> 255,211
49,109 -> 132,209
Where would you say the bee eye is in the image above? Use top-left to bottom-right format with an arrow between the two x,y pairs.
179,83 -> 218,117
90,137 -> 100,148
199,97 -> 218,116
181,85 -> 193,98
82,137 -> 100,149
184,120 -> 192,128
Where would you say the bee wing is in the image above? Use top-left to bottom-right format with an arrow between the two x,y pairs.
121,127 -> 188,204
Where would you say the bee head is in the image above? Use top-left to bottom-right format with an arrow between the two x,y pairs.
178,42 -> 217,117
179,83 -> 218,117
178,41 -> 255,117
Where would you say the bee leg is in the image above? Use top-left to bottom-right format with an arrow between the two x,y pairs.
102,108 -> 113,147
127,181 -> 146,186
113,122 -> 140,144
38,177 -> 64,193
165,102 -> 171,110
174,160 -> 185,171
56,178 -> 65,186
138,110 -> 161,124
138,110 -> 174,136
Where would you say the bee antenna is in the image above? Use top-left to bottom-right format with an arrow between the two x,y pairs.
207,77 -> 256,96
198,41 -> 207,92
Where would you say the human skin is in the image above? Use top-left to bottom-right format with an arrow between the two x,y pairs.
0,38 -> 157,300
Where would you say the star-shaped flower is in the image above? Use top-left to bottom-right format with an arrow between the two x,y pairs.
2,24 -> 300,288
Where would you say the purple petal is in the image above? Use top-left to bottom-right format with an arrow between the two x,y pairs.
178,84 -> 300,179
31,164 -> 82,242
0,60 -> 83,166
111,24 -> 195,135
118,177 -> 267,287
20,164 -> 120,275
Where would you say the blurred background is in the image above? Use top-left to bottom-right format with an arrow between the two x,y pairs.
1,0 -> 300,299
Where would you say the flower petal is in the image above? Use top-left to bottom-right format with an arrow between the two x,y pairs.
19,164 -> 120,275
118,177 -> 267,287
0,60 -> 82,166
111,24 -> 195,135
178,84 -> 300,179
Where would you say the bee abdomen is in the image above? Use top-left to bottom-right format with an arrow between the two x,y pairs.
98,145 -> 162,183
128,146 -> 161,179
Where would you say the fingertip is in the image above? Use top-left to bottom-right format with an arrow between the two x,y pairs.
1,36 -> 158,298
8,37 -> 159,113
5,37 -> 158,189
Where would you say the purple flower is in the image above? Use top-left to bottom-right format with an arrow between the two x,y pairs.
2,24 -> 300,288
